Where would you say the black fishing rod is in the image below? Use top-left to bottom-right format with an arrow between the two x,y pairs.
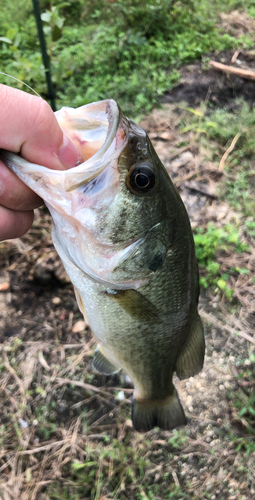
32,0 -> 56,111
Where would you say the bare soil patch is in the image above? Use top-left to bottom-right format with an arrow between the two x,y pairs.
162,49 -> 255,108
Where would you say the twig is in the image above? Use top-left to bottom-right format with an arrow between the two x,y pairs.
200,310 -> 255,345
184,181 -> 217,198
17,439 -> 69,455
172,470 -> 180,488
95,394 -> 116,410
210,60 -> 255,81
3,353 -> 26,404
174,171 -> 198,187
43,375 -> 115,399
61,343 -> 90,349
87,424 -> 116,431
90,399 -> 130,427
38,350 -> 50,371
231,49 -> 241,64
2,386 -> 19,410
219,133 -> 243,172
87,433 -> 110,440
105,387 -> 134,393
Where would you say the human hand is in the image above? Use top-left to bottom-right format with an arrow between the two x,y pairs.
0,84 -> 78,241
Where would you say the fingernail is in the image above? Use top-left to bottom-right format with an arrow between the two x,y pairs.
58,132 -> 79,169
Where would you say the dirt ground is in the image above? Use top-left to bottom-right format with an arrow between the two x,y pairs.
1,47 -> 255,500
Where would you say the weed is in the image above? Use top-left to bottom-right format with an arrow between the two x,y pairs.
45,428 -> 189,499
245,219 -> 255,238
226,349 -> 255,452
194,222 -> 249,299
183,100 -> 255,216
168,428 -> 188,449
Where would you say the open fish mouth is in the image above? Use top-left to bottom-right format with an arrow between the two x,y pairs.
0,100 -> 147,290
56,99 -> 127,191
56,99 -> 120,163
0,99 -> 128,196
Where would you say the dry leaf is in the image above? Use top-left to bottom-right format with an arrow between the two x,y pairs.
38,351 -> 51,371
0,282 -> 9,292
22,356 -> 36,391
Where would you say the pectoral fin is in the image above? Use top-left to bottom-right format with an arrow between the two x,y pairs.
106,289 -> 160,322
176,315 -> 205,380
92,345 -> 120,375
74,288 -> 88,323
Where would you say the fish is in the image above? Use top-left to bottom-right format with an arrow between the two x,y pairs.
0,99 -> 205,432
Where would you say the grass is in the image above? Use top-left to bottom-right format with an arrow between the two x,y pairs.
0,336 -> 192,499
179,96 -> 255,463
1,331 -> 255,499
178,97 -> 255,301
194,223 -> 250,298
182,100 -> 255,217
49,433 -> 188,499
226,349 -> 255,456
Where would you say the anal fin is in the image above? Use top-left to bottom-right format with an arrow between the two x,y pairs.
176,315 -> 205,380
92,345 -> 120,375
132,388 -> 186,432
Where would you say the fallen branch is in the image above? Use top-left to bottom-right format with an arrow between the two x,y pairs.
210,60 -> 255,81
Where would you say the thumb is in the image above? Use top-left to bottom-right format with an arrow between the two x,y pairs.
0,84 -> 78,170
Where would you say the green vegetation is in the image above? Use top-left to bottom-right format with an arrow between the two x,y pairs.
0,0 -> 247,115
1,335 -> 192,500
181,99 -> 255,299
48,432 -> 188,499
183,100 -> 255,216
194,223 -> 249,299
227,349 -> 255,453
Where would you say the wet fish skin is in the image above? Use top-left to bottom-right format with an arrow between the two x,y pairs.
0,99 -> 204,432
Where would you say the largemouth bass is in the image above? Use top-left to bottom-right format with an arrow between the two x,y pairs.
0,99 -> 204,432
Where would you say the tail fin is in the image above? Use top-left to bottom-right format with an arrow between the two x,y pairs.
131,389 -> 186,432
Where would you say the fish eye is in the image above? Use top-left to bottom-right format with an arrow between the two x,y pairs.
126,165 -> 155,194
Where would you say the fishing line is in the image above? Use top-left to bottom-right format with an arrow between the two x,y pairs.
0,72 -> 42,99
